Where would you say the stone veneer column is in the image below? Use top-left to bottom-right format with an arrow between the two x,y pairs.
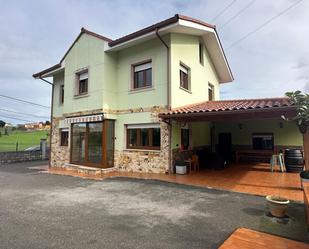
50,118 -> 70,168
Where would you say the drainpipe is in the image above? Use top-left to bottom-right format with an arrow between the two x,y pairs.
39,77 -> 53,168
155,28 -> 173,173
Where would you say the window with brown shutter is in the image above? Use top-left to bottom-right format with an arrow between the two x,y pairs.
60,129 -> 69,146
180,64 -> 190,90
208,83 -> 214,101
199,42 -> 204,65
76,70 -> 88,95
132,61 -> 152,89
60,85 -> 64,104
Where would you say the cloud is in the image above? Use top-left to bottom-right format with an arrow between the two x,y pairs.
0,0 -> 308,123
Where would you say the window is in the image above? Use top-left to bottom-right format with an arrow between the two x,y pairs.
199,42 -> 204,65
60,85 -> 64,104
133,61 -> 152,89
208,83 -> 214,101
180,64 -> 190,90
76,71 -> 88,95
181,128 -> 190,150
127,124 -> 160,150
71,120 -> 115,167
252,133 -> 274,150
60,129 -> 69,146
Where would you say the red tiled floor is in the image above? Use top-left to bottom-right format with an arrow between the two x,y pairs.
219,228 -> 309,249
48,163 -> 303,202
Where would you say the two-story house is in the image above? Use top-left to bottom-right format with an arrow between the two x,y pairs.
33,14 -> 303,174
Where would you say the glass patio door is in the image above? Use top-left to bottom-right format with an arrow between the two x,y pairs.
88,122 -> 103,164
70,120 -> 114,168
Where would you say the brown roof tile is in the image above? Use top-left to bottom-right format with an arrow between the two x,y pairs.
163,97 -> 293,115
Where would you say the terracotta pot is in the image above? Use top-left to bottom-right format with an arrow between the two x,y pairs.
266,195 -> 289,218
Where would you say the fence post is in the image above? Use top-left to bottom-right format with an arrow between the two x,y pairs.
40,139 -> 47,160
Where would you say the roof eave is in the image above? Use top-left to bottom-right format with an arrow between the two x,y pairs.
32,63 -> 62,79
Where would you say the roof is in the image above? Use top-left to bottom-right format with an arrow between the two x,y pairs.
160,97 -> 295,119
33,63 -> 62,79
33,14 -> 232,81
109,14 -> 215,47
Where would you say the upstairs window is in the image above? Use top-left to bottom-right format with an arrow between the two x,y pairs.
133,61 -> 152,89
180,64 -> 190,91
77,71 -> 88,95
208,83 -> 214,101
127,124 -> 160,150
60,85 -> 64,104
60,129 -> 69,146
199,42 -> 204,65
252,133 -> 274,150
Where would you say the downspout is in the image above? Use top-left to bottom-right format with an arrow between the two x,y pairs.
39,77 -> 54,168
155,28 -> 173,173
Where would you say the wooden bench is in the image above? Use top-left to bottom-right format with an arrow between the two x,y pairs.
219,228 -> 309,249
235,150 -> 274,164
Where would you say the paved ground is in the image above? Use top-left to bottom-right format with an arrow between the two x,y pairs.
0,161 -> 308,249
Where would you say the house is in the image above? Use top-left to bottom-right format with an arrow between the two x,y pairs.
33,14 -> 302,174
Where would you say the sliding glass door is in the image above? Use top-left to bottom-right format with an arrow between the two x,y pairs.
71,123 -> 86,163
88,122 -> 103,164
70,120 -> 114,168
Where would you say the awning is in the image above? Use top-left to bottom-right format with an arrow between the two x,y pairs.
159,97 -> 296,122
65,114 -> 104,124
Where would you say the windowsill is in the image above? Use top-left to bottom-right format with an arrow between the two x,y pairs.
129,86 -> 154,94
179,86 -> 192,94
73,93 -> 89,99
124,148 -> 161,153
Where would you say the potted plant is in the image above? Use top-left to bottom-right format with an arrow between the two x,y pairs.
284,91 -> 309,172
300,170 -> 309,189
175,160 -> 187,174
266,195 -> 290,218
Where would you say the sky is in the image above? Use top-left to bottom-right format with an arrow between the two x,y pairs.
0,0 -> 308,124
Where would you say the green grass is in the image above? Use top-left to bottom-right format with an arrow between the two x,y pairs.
0,130 -> 49,152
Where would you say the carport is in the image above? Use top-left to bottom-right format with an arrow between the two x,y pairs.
157,97 -> 305,200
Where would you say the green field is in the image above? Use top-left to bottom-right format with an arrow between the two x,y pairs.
0,130 -> 49,152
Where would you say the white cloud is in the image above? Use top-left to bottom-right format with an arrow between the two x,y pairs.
0,0 -> 308,123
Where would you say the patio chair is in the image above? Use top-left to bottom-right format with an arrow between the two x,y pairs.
185,154 -> 200,173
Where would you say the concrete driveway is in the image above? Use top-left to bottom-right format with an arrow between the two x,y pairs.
0,161 -> 308,249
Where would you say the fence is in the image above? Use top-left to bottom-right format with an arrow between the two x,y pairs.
0,140 -> 49,164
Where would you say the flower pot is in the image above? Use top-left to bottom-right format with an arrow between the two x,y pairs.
266,195 -> 289,218
176,165 -> 187,174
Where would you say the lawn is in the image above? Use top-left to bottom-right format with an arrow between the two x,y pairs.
0,130 -> 49,152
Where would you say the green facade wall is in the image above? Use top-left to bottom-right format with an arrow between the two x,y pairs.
116,36 -> 168,110
214,119 -> 302,147
170,33 -> 220,108
171,119 -> 302,150
171,122 -> 211,149
62,34 -> 107,114
52,72 -> 64,118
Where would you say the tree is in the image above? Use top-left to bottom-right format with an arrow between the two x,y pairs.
285,91 -> 309,134
0,120 -> 5,128
285,91 -> 309,169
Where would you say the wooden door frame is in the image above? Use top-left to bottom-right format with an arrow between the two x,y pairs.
70,120 -> 115,168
